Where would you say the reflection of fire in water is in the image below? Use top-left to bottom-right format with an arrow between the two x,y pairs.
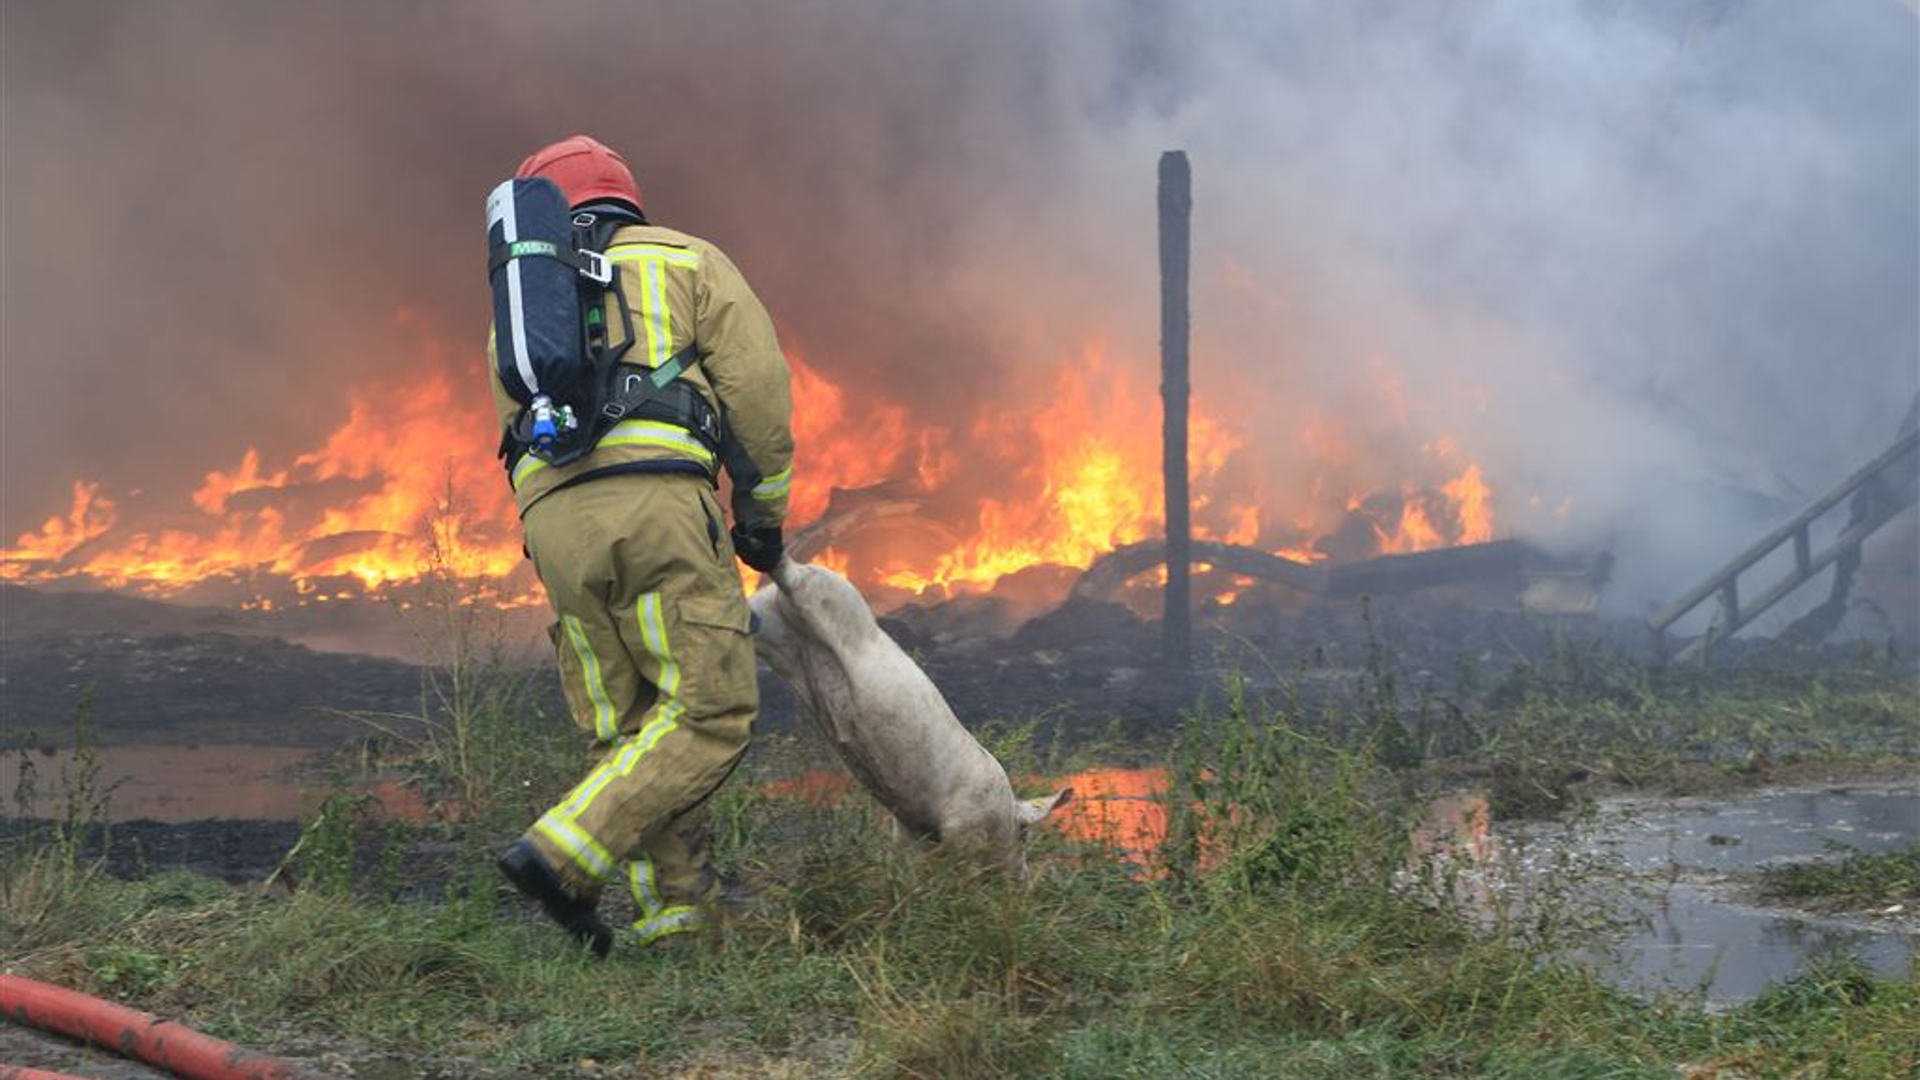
1048,768 -> 1170,869
1049,768 -> 1499,888
751,765 -> 1500,889
758,766 -> 1171,865
760,770 -> 854,806
4,334 -> 1501,607
0,744 -> 433,825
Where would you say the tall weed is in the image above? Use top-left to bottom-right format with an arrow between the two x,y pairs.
343,483 -> 571,825
2,698 -> 120,952
1162,671 -> 1408,894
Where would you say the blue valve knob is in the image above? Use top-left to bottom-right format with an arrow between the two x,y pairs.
531,395 -> 559,448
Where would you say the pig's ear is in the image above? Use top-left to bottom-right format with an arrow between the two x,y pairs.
1017,787 -> 1074,825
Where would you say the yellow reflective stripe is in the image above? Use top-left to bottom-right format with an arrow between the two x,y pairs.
511,421 -> 715,490
553,713 -> 679,822
546,589 -> 684,823
511,451 -> 547,488
751,465 -> 793,501
602,244 -> 698,369
637,593 -> 685,726
598,422 -> 715,467
561,615 -> 618,742
537,593 -> 686,822
628,859 -> 663,917
604,243 -> 702,268
646,259 -> 672,368
633,904 -> 704,945
534,816 -> 616,882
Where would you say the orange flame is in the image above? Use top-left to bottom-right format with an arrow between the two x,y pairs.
1049,767 -> 1169,868
1445,463 -> 1495,544
3,364 -> 523,597
0,481 -> 117,571
1375,492 -> 1448,554
1365,461 -> 1497,557
809,546 -> 853,578
6,332 -> 1502,605
874,342 -> 1252,595
1275,543 -> 1329,564
786,348 -> 914,523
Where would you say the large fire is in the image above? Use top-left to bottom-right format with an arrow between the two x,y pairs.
4,360 -> 524,604
2,332 -> 1500,610
869,344 -> 1235,595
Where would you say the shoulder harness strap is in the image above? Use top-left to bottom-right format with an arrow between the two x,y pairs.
500,214 -> 732,477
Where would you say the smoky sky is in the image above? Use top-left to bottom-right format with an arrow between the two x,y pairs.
1,0 -> 1065,499
3,0 -> 1916,612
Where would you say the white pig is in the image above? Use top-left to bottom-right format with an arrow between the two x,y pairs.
750,557 -> 1072,873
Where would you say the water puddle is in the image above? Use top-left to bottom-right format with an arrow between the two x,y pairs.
1,744 -> 425,822
1585,886 -> 1911,1004
1573,786 -> 1916,869
1027,767 -> 1918,1003
1049,768 -> 1168,867
1514,782 -> 1919,1003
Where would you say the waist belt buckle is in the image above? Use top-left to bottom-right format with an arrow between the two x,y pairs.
577,249 -> 612,285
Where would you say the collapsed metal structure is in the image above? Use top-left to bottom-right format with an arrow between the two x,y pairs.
1651,396 -> 1919,663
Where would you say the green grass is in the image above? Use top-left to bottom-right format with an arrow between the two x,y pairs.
7,658 -> 1918,1080
7,804 -> 1914,1079
1382,641 -> 1920,817
1760,843 -> 1920,910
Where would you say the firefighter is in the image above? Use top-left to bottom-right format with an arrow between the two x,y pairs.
492,135 -> 792,954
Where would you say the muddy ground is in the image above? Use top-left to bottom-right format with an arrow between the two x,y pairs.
2,582 -> 1914,1078
10,577 -> 1905,753
3,577 -> 1911,881
0,1016 -> 428,1080
0,1022 -> 182,1080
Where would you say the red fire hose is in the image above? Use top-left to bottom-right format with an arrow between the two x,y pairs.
0,976 -> 325,1080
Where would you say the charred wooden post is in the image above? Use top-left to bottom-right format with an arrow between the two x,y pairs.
1159,150 -> 1193,668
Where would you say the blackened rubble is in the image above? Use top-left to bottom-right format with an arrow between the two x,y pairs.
4,550 -> 1910,758
2,630 -> 425,749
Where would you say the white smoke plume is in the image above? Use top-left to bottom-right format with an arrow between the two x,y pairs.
3,0 -> 1914,619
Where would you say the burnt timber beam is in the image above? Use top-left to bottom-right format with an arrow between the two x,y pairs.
1072,540 -> 1327,602
1322,540 -> 1528,600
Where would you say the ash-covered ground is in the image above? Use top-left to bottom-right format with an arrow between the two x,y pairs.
3,578 -> 1908,756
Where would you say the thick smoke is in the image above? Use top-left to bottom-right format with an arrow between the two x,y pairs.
1131,0 -> 1920,616
3,0 -> 1915,619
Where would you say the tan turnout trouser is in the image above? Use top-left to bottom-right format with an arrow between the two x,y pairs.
520,472 -> 757,944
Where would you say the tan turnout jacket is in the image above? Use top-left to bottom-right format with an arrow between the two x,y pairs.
490,223 -> 794,527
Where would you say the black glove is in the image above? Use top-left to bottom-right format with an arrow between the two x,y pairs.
731,523 -> 784,574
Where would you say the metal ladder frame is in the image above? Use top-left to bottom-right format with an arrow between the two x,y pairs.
1650,425 -> 1920,663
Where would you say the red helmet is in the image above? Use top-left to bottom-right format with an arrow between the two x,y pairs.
515,134 -> 643,211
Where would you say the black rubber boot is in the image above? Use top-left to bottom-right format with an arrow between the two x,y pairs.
498,838 -> 614,958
